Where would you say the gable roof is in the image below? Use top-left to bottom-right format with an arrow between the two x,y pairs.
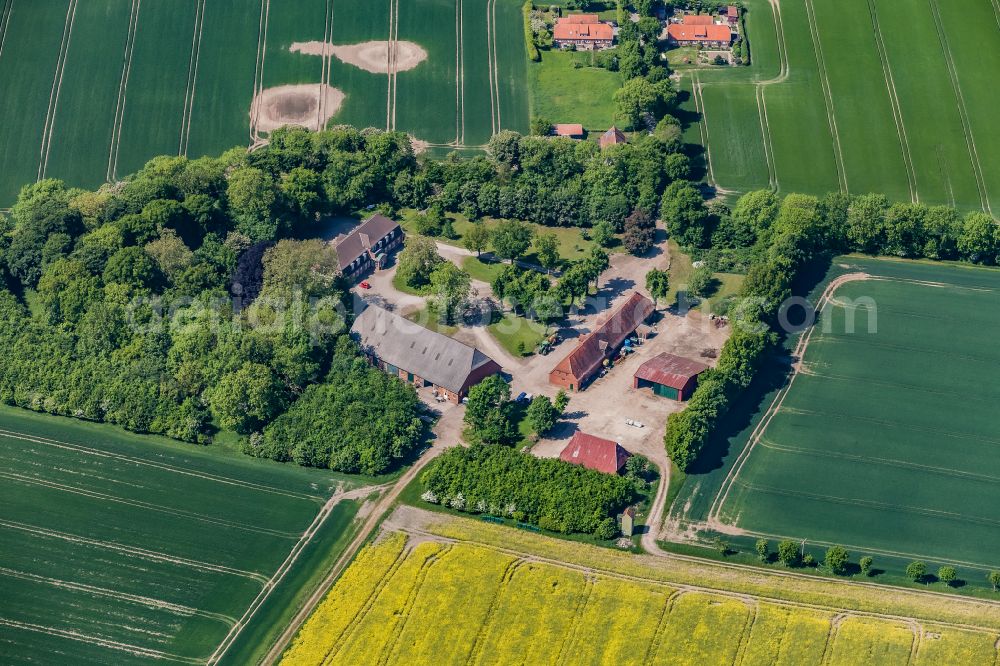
351,305 -> 500,393
726,5 -> 739,17
554,123 -> 585,137
682,14 -> 715,25
559,432 -> 631,474
334,214 -> 401,271
667,23 -> 733,42
600,126 -> 627,148
551,292 -> 655,383
634,353 -> 709,390
553,15 -> 614,42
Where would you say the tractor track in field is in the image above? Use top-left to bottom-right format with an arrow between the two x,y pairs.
489,0 -> 501,131
0,469 -> 302,538
0,518 -> 268,581
866,0 -> 918,203
385,0 -> 399,130
0,567 -> 237,624
927,0 -> 992,215
0,618 -> 202,664
37,0 -> 78,182
206,483 -> 386,665
107,0 -> 141,182
249,0 -> 269,145
0,0 -> 15,72
178,0 -> 207,157
802,0 -> 848,193
375,545 -> 451,666
455,0 -> 464,145
319,0 -> 334,129
0,427 -> 325,501
484,0 -> 498,136
706,272 -> 871,529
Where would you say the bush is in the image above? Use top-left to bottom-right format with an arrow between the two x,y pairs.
523,1 -> 541,61
420,444 -> 635,535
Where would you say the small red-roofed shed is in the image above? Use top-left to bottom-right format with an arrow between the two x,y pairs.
559,432 -> 631,475
633,352 -> 709,401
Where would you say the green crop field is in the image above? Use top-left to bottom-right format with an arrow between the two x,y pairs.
673,256 -> 1000,579
0,406 -> 367,664
682,0 -> 1000,210
0,0 -> 530,205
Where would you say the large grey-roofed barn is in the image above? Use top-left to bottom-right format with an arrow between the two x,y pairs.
351,305 -> 501,395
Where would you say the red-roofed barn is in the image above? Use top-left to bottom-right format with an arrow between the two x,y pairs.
553,123 -> 585,138
549,292 -> 655,391
559,432 -> 631,474
633,352 -> 709,401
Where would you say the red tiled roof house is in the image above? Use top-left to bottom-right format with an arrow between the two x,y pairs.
559,432 -> 631,474
552,14 -> 615,50
633,352 -> 709,401
667,14 -> 733,47
725,5 -> 740,25
549,292 -> 655,391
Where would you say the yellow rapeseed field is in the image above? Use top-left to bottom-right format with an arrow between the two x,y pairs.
281,528 -> 1000,666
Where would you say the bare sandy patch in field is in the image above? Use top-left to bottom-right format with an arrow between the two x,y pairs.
250,84 -> 344,133
290,40 -> 427,74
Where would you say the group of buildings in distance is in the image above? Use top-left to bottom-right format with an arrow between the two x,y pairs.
335,215 -> 710,479
551,6 -> 739,51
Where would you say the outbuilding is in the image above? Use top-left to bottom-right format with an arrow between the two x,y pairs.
559,431 -> 631,475
553,123 -> 585,139
633,352 -> 709,401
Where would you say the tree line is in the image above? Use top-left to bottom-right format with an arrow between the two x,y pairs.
664,189 -> 1000,472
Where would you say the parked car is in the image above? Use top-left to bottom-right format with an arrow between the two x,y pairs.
625,419 -> 645,428
359,280 -> 371,289
514,392 -> 528,403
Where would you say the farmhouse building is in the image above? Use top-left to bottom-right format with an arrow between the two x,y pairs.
599,126 -> 628,149
633,352 -> 709,401
559,431 -> 631,474
553,123 -> 585,139
667,14 -> 733,47
334,214 -> 403,282
351,305 -> 502,403
549,292 -> 655,391
552,14 -> 615,50
724,5 -> 740,25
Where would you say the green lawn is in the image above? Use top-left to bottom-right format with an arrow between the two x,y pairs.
462,256 -> 506,283
404,304 -> 459,336
0,405 -> 367,663
527,50 -> 621,132
487,311 -> 548,357
397,209 -> 597,264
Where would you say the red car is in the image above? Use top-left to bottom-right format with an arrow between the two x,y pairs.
359,281 -> 371,289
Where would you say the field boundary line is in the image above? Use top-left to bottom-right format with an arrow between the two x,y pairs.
927,0 -> 992,214
707,273 -> 871,526
249,0 -> 269,144
179,0 -> 207,156
37,0 -> 79,182
866,0 -> 917,202
108,0 -> 141,182
0,0 -> 14,65
0,566 -> 237,624
802,0 -> 848,193
0,427 -> 324,501
0,618 -> 201,664
0,518 -> 268,581
207,485 -> 380,664
400,521 -> 1000,635
0,469 -> 301,538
